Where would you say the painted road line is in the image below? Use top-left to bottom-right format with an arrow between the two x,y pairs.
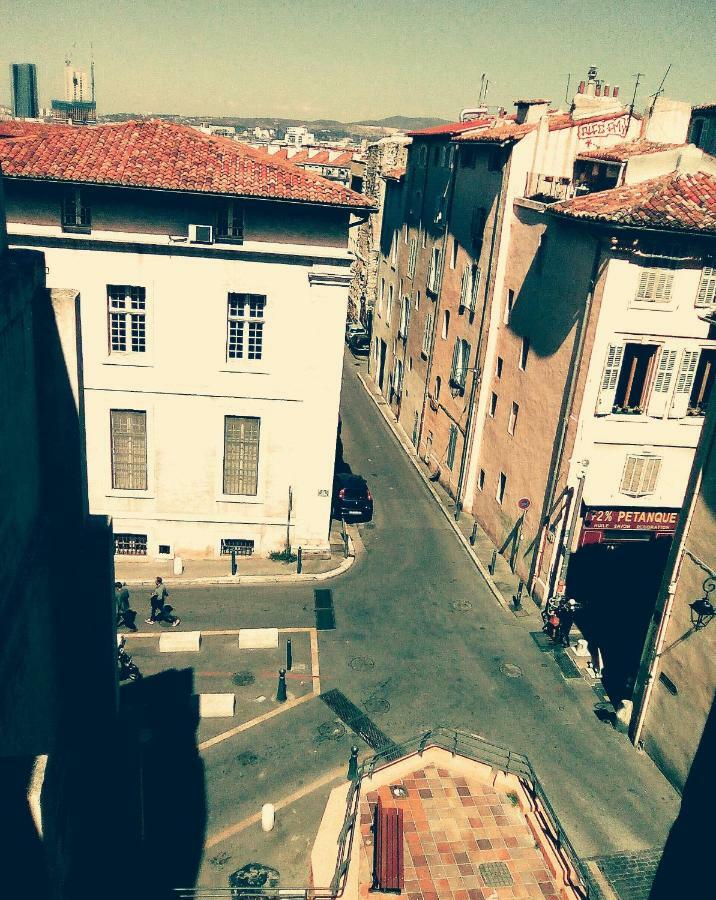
198,692 -> 314,751
126,626 -> 317,639
205,765 -> 345,849
310,627 -> 321,695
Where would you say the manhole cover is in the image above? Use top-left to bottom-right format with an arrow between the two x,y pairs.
236,751 -> 260,767
364,697 -> 390,715
452,599 -> 473,611
349,656 -> 375,671
390,784 -> 409,798
315,721 -> 347,743
233,671 -> 256,686
500,663 -> 523,678
479,861 -> 513,887
229,863 -> 279,890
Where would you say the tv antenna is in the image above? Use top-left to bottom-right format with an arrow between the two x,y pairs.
563,73 -> 572,104
649,64 -> 672,103
627,72 -> 644,132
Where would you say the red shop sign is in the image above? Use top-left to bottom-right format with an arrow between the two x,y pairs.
583,507 -> 679,532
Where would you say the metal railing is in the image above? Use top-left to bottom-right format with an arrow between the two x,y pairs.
524,172 -> 585,203
175,726 -> 591,900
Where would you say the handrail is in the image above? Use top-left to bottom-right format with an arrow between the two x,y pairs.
176,726 -> 591,900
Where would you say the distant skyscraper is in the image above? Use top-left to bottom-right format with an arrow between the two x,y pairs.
51,56 -> 96,126
10,63 -> 39,118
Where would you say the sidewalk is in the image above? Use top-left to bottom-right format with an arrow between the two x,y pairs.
115,521 -> 358,586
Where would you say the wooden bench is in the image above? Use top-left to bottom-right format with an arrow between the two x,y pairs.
371,797 -> 404,893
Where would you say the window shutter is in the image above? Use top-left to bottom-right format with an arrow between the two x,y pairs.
596,343 -> 624,414
450,338 -> 460,380
470,267 -> 481,312
696,267 -> 716,307
669,349 -> 700,418
461,340 -> 472,386
636,267 -> 674,302
647,347 -> 678,417
460,266 -> 469,307
620,454 -> 661,497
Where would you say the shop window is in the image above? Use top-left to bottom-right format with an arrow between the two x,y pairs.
620,454 -> 661,498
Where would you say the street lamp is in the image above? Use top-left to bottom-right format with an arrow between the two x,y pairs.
689,577 -> 715,630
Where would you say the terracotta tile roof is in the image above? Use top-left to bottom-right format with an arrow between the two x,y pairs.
0,119 -> 372,209
551,171 -> 716,234
693,102 -> 716,112
407,118 -> 492,137
256,147 -> 354,167
548,109 -> 634,131
456,121 -> 536,144
383,167 -> 406,181
577,141 -> 682,162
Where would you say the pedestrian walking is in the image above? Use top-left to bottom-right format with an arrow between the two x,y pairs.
557,599 -> 576,647
115,581 -> 137,631
146,577 -> 180,626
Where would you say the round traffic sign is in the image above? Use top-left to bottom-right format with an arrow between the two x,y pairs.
518,497 -> 531,511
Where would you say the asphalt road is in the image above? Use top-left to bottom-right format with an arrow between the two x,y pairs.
145,351 -> 681,889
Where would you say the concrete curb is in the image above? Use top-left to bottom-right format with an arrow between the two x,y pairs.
119,543 -> 356,588
356,371 -> 512,614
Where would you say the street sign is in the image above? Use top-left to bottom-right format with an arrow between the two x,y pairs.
517,498 -> 531,511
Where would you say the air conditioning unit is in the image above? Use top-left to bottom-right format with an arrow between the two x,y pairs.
189,224 -> 214,244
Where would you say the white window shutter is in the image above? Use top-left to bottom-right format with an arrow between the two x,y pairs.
647,348 -> 678,417
471,268 -> 481,311
695,267 -> 716,307
596,343 -> 624,415
460,266 -> 469,306
450,338 -> 460,380
669,350 -> 700,418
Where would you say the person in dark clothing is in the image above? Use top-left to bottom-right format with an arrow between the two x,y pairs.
115,581 -> 137,631
146,577 -> 180,626
557,599 -> 577,648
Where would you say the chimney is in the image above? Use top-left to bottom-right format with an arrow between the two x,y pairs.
613,86 -> 619,98
578,81 -> 585,94
514,99 -> 551,125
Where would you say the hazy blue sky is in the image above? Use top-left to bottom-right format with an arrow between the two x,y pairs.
1,0 -> 714,121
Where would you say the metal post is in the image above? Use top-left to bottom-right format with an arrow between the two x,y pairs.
469,522 -> 477,546
489,549 -> 497,576
513,580 -> 524,610
286,638 -> 293,671
276,668 -> 287,703
347,745 -> 359,781
297,546 -> 302,574
231,548 -> 237,576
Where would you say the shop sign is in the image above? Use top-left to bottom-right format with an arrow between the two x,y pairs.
583,507 -> 679,532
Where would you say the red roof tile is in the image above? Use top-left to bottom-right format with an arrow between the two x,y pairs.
456,121 -> 537,144
548,109 -> 635,132
551,171 -> 716,234
256,147 -> 354,167
383,167 -> 406,181
0,120 -> 372,209
693,102 -> 716,112
577,141 -> 682,162
407,118 -> 492,137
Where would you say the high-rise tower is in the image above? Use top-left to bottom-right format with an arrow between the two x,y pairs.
10,63 -> 39,118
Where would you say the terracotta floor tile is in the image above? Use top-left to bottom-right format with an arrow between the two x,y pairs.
477,839 -> 492,850
467,890 -> 484,900
459,863 -> 475,877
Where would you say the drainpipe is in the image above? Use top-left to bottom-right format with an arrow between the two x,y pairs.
552,462 -> 588,600
454,148 -> 509,517
416,142 -> 458,456
527,235 -> 607,597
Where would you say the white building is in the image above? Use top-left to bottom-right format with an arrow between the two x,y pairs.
0,119 -> 372,560
285,125 -> 315,148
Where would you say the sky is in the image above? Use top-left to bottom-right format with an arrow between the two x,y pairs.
1,0 -> 714,121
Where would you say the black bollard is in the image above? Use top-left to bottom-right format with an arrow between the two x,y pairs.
276,668 -> 287,703
231,548 -> 237,576
347,746 -> 359,781
469,522 -> 477,546
286,638 -> 293,671
513,580 -> 524,610
489,549 -> 497,576
297,546 -> 303,574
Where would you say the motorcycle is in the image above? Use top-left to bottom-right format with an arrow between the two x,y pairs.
117,637 -> 142,682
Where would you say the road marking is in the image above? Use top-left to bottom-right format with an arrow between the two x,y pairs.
205,765 -> 345,849
197,692 -> 315,751
125,626 -> 317,639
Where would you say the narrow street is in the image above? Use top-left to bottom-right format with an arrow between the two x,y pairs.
156,352 -> 681,888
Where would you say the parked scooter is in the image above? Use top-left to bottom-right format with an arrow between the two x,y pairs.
117,636 -> 142,682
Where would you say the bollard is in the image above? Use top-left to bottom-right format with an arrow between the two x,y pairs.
261,803 -> 275,832
286,638 -> 293,671
489,549 -> 497,576
469,522 -> 477,546
297,546 -> 303,574
513,580 -> 524,610
343,531 -> 349,558
347,746 -> 359,781
231,548 -> 237,576
276,668 -> 287,703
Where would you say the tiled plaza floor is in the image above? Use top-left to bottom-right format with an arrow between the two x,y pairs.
358,764 -> 562,900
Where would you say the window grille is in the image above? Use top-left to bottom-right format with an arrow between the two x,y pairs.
61,188 -> 91,230
220,538 -> 255,556
223,415 -> 260,495
217,202 -> 244,242
227,294 -> 266,361
635,267 -> 674,303
114,533 -> 147,555
110,410 -> 147,490
108,285 -> 147,353
695,266 -> 716,308
620,454 -> 661,497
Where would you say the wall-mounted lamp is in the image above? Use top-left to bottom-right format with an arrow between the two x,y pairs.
690,577 -> 715,630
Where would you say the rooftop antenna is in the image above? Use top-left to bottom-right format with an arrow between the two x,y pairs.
91,42 -> 95,102
479,73 -> 485,104
627,72 -> 644,133
483,79 -> 489,104
649,63 -> 672,105
563,73 -> 572,104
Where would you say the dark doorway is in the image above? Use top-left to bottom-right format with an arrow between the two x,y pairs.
378,339 -> 387,390
566,534 -> 672,703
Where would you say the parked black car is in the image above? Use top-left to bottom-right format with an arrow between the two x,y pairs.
347,331 -> 370,355
332,473 -> 373,521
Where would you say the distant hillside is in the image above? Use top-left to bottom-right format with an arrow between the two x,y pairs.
350,115 -> 449,130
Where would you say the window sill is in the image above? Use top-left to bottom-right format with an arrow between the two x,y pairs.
61,224 -> 92,234
219,366 -> 270,375
679,416 -> 705,425
216,496 -> 263,505
106,491 -> 155,499
629,301 -> 676,312
103,356 -> 154,368
215,235 -> 244,245
599,414 -> 648,421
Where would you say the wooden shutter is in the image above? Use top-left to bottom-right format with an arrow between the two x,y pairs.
620,454 -> 661,497
470,267 -> 481,312
461,340 -> 472,386
636,268 -> 674,302
460,266 -> 469,307
450,338 -> 460,381
669,350 -> 700,418
695,267 -> 716,307
596,343 -> 624,414
647,347 -> 678,417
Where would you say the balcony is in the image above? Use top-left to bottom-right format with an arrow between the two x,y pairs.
524,172 -> 589,204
